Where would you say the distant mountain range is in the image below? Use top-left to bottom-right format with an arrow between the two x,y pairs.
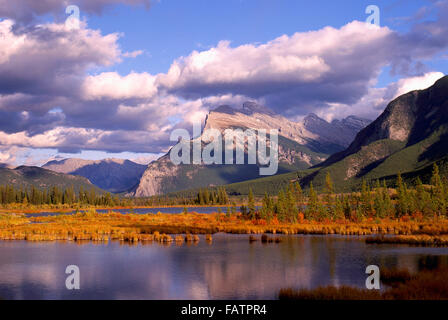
0,105 -> 371,196
42,158 -> 147,193
223,75 -> 448,194
132,102 -> 370,197
0,166 -> 102,193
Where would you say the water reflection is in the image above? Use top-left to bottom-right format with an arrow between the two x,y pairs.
26,206 -> 261,217
0,234 -> 447,300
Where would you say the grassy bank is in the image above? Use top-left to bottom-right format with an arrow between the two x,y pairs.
0,210 -> 447,244
279,267 -> 448,300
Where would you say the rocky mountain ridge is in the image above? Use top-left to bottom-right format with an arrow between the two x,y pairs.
43,158 -> 147,193
133,102 -> 370,197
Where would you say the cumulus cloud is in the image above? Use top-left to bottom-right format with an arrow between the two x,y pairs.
0,19 -> 120,100
0,1 -> 448,161
391,72 -> 446,98
0,0 -> 152,23
158,22 -> 392,112
155,2 -> 448,116
0,126 -> 170,154
82,72 -> 157,100
158,12 -> 448,114
0,145 -> 25,165
317,72 -> 445,121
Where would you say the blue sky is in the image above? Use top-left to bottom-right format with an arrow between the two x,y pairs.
0,0 -> 447,166
86,0 -> 434,81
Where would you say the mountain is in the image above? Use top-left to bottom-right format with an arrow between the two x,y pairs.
297,75 -> 448,190
42,158 -> 147,193
0,166 -> 102,192
302,113 -> 371,154
133,102 -> 370,197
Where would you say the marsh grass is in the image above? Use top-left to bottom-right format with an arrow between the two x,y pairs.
381,268 -> 412,286
366,235 -> 448,246
0,211 -> 447,245
279,267 -> 448,300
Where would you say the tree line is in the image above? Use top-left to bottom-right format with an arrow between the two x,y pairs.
0,185 -> 118,207
240,164 -> 448,222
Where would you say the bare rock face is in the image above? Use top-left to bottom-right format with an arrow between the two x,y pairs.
309,75 -> 448,186
303,113 -> 371,151
133,155 -> 179,197
133,102 -> 370,197
323,80 -> 439,167
205,103 -> 369,150
43,158 -> 147,193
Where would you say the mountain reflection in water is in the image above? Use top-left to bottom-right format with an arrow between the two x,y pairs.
0,234 -> 447,299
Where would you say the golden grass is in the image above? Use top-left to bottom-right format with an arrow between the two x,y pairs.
0,211 -> 447,245
279,286 -> 382,300
366,235 -> 448,246
380,268 -> 412,286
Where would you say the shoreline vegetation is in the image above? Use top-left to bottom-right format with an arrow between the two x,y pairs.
0,204 -> 243,215
0,164 -> 448,245
279,267 -> 448,300
0,210 -> 447,245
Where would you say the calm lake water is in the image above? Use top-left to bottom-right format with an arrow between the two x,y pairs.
0,234 -> 447,300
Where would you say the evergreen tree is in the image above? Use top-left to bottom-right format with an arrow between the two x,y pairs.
396,173 -> 410,217
248,188 -> 256,219
285,185 -> 297,222
373,180 -> 385,218
306,183 -> 318,220
431,163 -> 446,216
415,177 -> 431,215
294,181 -> 304,212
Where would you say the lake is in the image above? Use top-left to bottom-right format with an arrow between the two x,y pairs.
0,234 -> 447,300
26,206 -> 257,217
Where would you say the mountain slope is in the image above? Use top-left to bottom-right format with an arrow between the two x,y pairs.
43,158 -> 147,193
303,75 -> 448,190
0,166 -> 103,193
133,102 -> 370,197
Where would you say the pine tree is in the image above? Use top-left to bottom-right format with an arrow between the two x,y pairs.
396,173 -> 410,217
431,163 -> 446,216
361,180 -> 373,216
294,181 -> 304,212
306,183 -> 318,220
325,172 -> 334,194
286,185 -> 297,222
415,177 -> 431,215
334,195 -> 344,220
248,188 -> 256,219
373,180 -> 385,218
260,192 -> 270,220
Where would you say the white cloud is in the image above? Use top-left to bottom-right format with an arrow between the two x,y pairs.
82,72 -> 157,100
317,72 -> 445,121
1,2 -> 448,161
157,22 -> 393,110
0,146 -> 24,165
392,72 -> 445,98
123,50 -> 144,58
0,19 -> 121,99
